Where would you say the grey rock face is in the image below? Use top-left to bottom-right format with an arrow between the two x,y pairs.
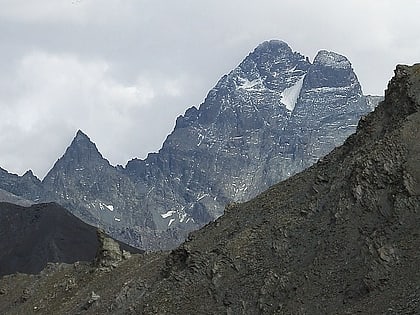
0,40 -> 381,251
0,168 -> 44,202
284,50 -> 369,172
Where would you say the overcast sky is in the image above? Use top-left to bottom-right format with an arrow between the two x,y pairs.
1,0 -> 420,178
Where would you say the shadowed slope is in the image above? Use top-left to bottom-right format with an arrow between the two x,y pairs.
0,202 -> 142,276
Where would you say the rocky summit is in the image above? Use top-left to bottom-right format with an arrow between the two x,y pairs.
0,40 -> 381,251
0,64 -> 418,314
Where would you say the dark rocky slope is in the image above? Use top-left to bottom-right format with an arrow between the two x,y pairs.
0,64 -> 418,314
0,40 -> 380,251
0,202 -> 142,277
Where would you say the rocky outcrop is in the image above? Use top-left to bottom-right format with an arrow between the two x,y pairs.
0,40 -> 381,251
94,229 -> 131,270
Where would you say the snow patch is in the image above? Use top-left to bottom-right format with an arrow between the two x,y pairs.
197,133 -> 204,146
161,207 -> 192,225
197,193 -> 209,202
179,213 -> 187,223
161,210 -> 176,219
308,86 -> 350,93
98,203 -> 114,212
281,75 -> 305,111
236,77 -> 264,91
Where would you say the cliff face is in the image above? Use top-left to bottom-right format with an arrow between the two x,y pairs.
0,64 -> 418,315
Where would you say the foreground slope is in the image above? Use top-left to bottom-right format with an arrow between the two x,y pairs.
0,64 -> 418,314
0,202 -> 142,276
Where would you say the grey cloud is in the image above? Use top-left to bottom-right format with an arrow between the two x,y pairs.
1,0 -> 420,178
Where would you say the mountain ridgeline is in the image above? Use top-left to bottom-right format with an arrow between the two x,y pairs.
0,64 -> 418,314
0,40 -> 381,250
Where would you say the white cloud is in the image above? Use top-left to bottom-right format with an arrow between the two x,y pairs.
12,51 -> 155,127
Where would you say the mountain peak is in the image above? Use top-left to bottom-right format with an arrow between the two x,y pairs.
67,130 -> 105,162
254,39 -> 291,52
22,169 -> 40,181
42,130 -> 108,184
313,50 -> 351,69
69,130 -> 98,152
302,50 -> 359,90
74,129 -> 91,142
247,39 -> 297,64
